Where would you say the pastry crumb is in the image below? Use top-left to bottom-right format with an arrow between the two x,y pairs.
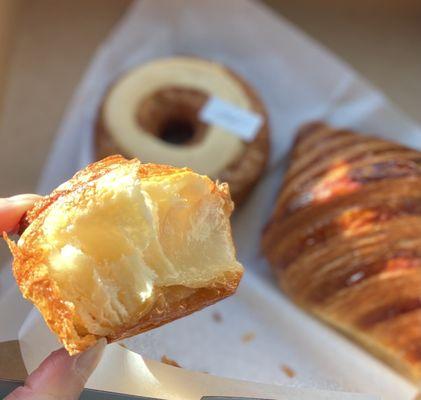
280,364 -> 295,378
212,311 -> 223,322
161,355 -> 181,368
241,332 -> 256,342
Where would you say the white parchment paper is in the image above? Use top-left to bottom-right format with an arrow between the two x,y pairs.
2,0 -> 421,398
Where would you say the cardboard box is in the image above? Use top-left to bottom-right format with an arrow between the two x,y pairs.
0,0 -> 22,110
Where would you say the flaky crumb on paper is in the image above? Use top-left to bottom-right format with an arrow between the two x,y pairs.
280,364 -> 296,378
241,332 -> 256,343
212,311 -> 223,322
161,355 -> 182,368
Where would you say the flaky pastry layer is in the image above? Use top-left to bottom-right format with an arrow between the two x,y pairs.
263,122 -> 421,382
5,155 -> 243,354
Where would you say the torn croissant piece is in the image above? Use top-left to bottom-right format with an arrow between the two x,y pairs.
5,155 -> 243,355
262,122 -> 421,382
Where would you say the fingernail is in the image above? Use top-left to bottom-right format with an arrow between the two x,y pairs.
75,338 -> 106,372
6,194 -> 41,204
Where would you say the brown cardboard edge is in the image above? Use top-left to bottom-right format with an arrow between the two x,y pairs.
0,0 -> 23,117
0,340 -> 27,380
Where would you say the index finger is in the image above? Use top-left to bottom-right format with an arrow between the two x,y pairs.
0,194 -> 41,234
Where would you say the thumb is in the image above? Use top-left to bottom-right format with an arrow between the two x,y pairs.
6,339 -> 106,400
0,194 -> 41,233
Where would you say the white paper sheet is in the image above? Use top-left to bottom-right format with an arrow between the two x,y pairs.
0,285 -> 379,400
2,0 -> 421,399
15,307 -> 377,400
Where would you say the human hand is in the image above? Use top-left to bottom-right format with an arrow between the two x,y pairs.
0,194 -> 41,233
1,194 -> 106,399
6,341 -> 106,400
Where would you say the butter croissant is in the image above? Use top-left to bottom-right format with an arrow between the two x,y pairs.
262,122 -> 421,381
5,155 -> 243,354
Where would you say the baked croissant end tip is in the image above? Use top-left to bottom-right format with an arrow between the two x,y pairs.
5,155 -> 244,354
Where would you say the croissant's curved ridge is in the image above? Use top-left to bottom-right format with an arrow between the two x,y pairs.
263,122 -> 421,382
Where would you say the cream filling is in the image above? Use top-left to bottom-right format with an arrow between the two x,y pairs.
103,57 -> 248,177
28,166 -> 241,336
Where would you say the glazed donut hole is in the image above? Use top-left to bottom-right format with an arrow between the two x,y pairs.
137,86 -> 210,146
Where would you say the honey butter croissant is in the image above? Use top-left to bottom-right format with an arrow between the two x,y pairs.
5,155 -> 243,355
262,122 -> 421,381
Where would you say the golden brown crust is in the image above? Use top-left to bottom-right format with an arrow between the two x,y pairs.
4,233 -> 97,354
95,58 -> 270,206
262,122 -> 421,382
6,155 -> 242,354
107,271 -> 242,343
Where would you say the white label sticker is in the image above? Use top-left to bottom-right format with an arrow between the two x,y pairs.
199,97 -> 263,142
